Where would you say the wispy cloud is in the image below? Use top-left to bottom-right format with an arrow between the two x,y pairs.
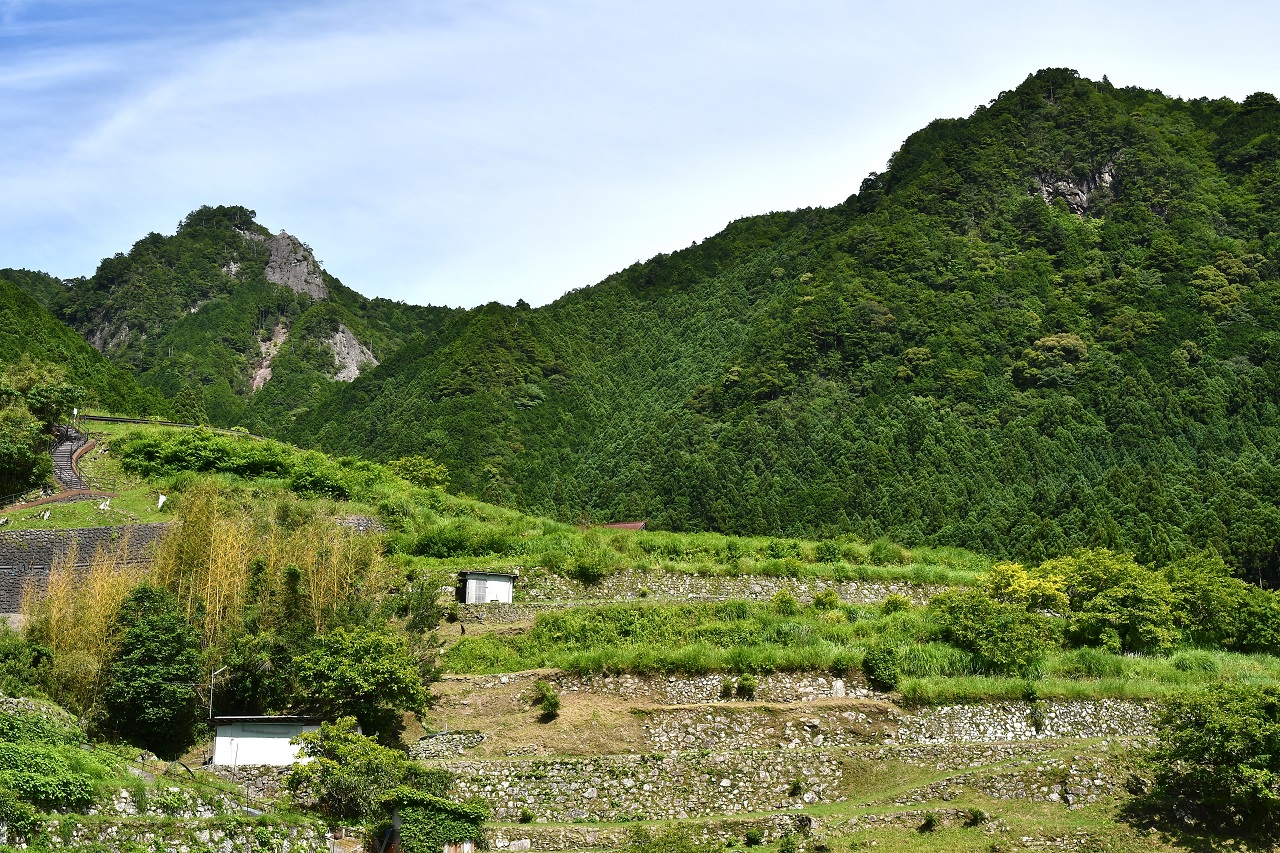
1,0 -> 1277,306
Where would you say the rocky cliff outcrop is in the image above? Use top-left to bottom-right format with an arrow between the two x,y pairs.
326,324 -> 377,381
263,231 -> 328,299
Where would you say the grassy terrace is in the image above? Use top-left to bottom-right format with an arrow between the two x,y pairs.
441,597 -> 1280,701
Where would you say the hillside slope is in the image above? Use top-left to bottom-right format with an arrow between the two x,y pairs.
34,205 -> 459,433
289,69 -> 1280,581
0,273 -> 161,415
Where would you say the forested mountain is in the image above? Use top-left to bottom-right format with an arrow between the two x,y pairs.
283,69 -> 1280,583
9,68 -> 1280,583
0,273 -> 160,416
26,206 -> 458,433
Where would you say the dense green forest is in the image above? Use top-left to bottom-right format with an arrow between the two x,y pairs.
281,69 -> 1280,584
9,68 -> 1280,586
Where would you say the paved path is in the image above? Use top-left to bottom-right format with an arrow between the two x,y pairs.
49,426 -> 87,491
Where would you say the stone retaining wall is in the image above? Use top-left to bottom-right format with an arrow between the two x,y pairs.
449,670 -> 884,704
490,813 -> 816,851
0,523 -> 171,611
438,750 -> 845,822
889,700 -> 1153,744
637,705 -> 893,752
412,730 -> 487,759
30,817 -> 328,852
205,766 -> 292,801
516,568 -> 942,607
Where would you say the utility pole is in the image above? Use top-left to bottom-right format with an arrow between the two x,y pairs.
209,665 -> 228,720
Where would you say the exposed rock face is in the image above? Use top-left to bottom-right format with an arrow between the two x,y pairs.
327,323 -> 377,381
1036,163 -> 1116,214
264,231 -> 328,299
251,323 -> 288,392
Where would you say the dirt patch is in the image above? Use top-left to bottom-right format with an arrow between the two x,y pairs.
423,675 -> 646,757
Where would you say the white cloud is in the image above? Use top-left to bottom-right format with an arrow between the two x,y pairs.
0,0 -> 1277,306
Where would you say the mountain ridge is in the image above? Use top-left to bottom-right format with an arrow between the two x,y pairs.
7,68 -> 1280,583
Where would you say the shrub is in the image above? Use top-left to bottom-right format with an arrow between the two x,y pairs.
770,589 -> 800,616
387,455 -> 449,489
812,588 -> 841,611
289,717 -> 448,821
919,811 -> 940,832
862,644 -> 902,690
570,548 -> 614,585
736,674 -> 757,699
743,828 -> 764,846
293,628 -> 430,740
880,594 -> 911,615
778,834 -> 798,853
930,589 -> 1058,676
518,807 -> 534,823
814,540 -> 842,563
0,788 -> 40,841
533,680 -> 560,719
869,537 -> 907,565
787,779 -> 803,797
1146,684 -> 1280,837
1042,550 -> 1177,654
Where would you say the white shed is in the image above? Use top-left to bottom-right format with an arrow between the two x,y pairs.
211,716 -> 331,767
458,571 -> 516,604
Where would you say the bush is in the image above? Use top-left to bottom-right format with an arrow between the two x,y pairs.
533,680 -> 560,719
770,589 -> 799,616
919,812 -> 940,832
743,828 -> 764,846
930,589 -> 1059,676
388,455 -> 449,489
862,644 -> 902,690
289,717 -> 449,821
812,588 -> 840,611
570,548 -> 614,585
293,628 -> 429,740
778,834 -> 798,853
1146,684 -> 1280,837
880,594 -> 911,615
869,537 -> 907,565
814,540 -> 842,563
736,674 -> 758,700
1042,550 -> 1177,654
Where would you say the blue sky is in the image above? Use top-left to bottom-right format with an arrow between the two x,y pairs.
1,1 -> 1278,308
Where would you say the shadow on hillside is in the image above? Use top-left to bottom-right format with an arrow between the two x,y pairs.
1117,799 -> 1279,853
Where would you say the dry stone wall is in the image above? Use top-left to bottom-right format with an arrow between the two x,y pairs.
27,817 -> 328,852
438,750 -> 845,822
516,567 -> 942,607
888,700 -> 1153,744
638,705 -> 892,752
490,813 -> 816,851
0,523 -> 170,611
449,670 -> 884,704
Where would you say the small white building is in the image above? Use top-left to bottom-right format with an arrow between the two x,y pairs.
457,570 -> 516,604
211,716 -> 328,767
